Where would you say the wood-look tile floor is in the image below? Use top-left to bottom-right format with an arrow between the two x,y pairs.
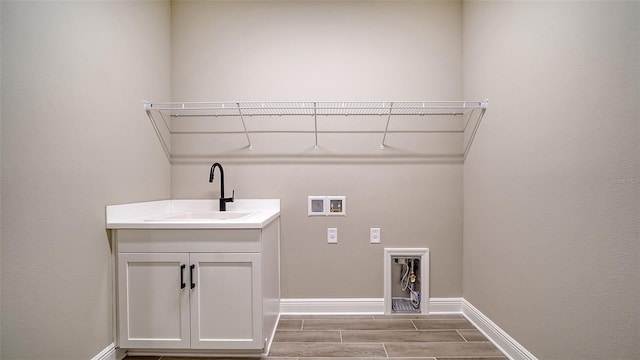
125,314 -> 507,360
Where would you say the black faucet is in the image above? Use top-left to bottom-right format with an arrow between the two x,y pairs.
209,162 -> 234,211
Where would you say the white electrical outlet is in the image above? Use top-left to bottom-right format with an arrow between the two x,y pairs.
328,228 -> 338,244
370,228 -> 381,244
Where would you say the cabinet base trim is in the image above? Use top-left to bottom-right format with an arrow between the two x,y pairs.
90,343 -> 125,360
125,349 -> 266,357
280,297 -> 462,314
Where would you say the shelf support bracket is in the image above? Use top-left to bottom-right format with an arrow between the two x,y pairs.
145,107 -> 171,161
463,108 -> 486,160
380,102 -> 394,150
313,102 -> 319,150
237,103 -> 253,151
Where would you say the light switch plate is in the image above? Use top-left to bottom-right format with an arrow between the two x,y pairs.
328,228 -> 338,244
370,228 -> 381,244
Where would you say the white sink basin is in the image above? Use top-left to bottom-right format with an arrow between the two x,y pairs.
107,199 -> 280,229
145,211 -> 253,221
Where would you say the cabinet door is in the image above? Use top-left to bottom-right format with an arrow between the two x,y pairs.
190,253 -> 262,350
118,253 -> 190,349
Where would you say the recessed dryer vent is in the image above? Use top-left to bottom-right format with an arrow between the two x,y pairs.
384,248 -> 429,315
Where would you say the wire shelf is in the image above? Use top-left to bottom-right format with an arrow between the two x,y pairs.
145,100 -> 487,117
144,100 -> 488,159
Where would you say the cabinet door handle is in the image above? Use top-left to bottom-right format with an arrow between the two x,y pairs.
180,264 -> 186,289
190,264 -> 196,289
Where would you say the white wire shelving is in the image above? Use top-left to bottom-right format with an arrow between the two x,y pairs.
144,100 -> 488,159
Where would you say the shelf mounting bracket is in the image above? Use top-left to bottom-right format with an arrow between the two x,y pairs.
313,102 -> 319,150
237,103 -> 253,151
380,102 -> 394,150
144,105 -> 171,161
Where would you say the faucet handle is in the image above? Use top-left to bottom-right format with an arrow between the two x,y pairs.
223,190 -> 235,203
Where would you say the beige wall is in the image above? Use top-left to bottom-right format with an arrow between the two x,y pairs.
0,1 -> 171,359
3,1 -> 637,359
170,0 -> 465,298
463,1 -> 639,359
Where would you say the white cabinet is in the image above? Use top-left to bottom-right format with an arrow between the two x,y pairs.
113,221 -> 280,355
118,252 -> 262,350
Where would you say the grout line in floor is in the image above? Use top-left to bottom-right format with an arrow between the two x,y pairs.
456,329 -> 468,342
410,319 -> 418,330
381,342 -> 389,358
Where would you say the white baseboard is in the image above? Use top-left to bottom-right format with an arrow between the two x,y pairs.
280,297 -> 462,315
280,298 -> 384,314
429,297 -> 463,313
462,299 -> 538,360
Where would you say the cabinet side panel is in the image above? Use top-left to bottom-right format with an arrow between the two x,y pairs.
262,218 -> 281,347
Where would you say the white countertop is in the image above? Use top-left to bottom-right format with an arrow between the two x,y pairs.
106,199 -> 280,229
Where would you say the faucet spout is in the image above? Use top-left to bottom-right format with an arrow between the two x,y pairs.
209,162 -> 234,211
